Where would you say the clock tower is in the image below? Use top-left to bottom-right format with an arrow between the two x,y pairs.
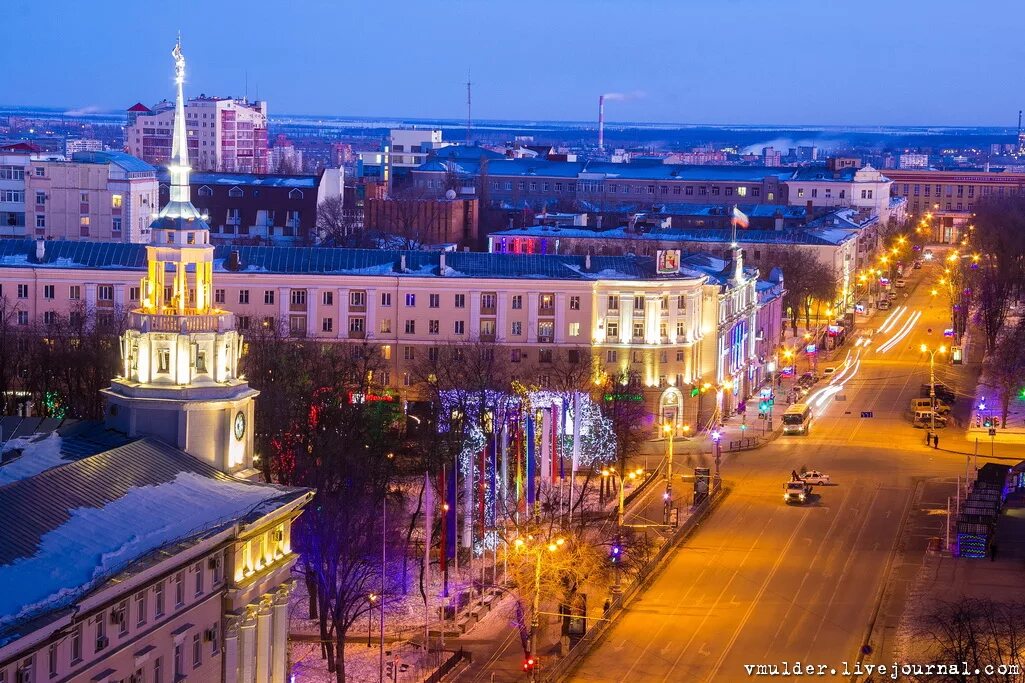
103,38 -> 258,476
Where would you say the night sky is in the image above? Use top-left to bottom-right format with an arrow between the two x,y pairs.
4,0 -> 1023,126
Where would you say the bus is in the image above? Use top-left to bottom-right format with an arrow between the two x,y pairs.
782,403 -> 812,435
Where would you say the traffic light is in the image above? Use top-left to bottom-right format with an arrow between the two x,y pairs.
523,655 -> 536,672
609,543 -> 622,564
759,401 -> 769,413
690,387 -> 700,398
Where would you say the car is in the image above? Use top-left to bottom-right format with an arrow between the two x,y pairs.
822,367 -> 837,376
798,372 -> 818,386
887,291 -> 899,300
895,279 -> 907,288
784,480 -> 812,504
920,383 -> 956,404
799,470 -> 831,485
913,410 -> 948,428
878,299 -> 891,310
913,260 -> 922,269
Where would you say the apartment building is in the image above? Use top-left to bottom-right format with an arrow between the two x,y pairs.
784,165 -> 900,225
357,129 -> 445,187
0,144 -> 34,238
125,98 -> 269,173
24,151 -> 159,243
886,168 -> 1025,242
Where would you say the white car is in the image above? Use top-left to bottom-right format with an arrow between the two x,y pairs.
799,470 -> 831,485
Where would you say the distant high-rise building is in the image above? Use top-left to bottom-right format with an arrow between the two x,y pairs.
65,137 -> 103,155
761,146 -> 782,167
898,153 -> 929,169
358,129 -> 444,187
270,134 -> 304,173
125,96 -> 269,173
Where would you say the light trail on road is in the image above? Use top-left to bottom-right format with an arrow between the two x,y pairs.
874,305 -> 906,335
876,309 -> 921,354
806,349 -> 863,412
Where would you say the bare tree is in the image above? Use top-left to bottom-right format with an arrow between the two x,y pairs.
315,195 -> 363,247
762,247 -> 837,334
985,321 -> 1025,428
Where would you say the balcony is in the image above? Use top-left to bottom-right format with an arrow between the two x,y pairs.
348,329 -> 366,340
130,310 -> 232,333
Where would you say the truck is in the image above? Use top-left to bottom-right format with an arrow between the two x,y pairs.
784,480 -> 812,504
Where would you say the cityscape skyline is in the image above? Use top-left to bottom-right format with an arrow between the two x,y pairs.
5,0 -> 1025,127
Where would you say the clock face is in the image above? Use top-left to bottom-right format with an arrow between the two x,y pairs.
233,411 -> 246,441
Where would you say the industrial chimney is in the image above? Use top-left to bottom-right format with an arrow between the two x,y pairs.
598,95 -> 605,151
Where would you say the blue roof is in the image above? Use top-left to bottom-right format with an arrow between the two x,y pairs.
428,145 -> 507,162
0,240 -> 701,282
158,171 -> 318,189
416,158 -> 796,183
70,151 -> 155,174
491,225 -> 855,246
653,203 -> 807,219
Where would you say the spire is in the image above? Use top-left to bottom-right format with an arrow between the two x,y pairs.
151,36 -> 207,231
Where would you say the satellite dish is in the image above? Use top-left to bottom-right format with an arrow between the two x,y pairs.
445,189 -> 457,200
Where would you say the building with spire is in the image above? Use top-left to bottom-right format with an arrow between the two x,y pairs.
0,40 -> 310,683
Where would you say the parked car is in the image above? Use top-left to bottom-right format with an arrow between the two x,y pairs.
913,410 -> 948,428
888,291 -> 899,300
822,367 -> 837,376
799,470 -> 831,485
913,260 -> 922,269
878,299 -> 891,310
920,383 -> 956,404
895,279 -> 907,288
910,397 -> 952,415
784,480 -> 812,504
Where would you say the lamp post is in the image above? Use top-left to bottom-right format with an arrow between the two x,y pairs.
612,468 -> 641,594
367,593 -> 377,647
515,535 -> 564,682
920,342 -> 947,441
710,429 -> 722,489
661,423 -> 674,524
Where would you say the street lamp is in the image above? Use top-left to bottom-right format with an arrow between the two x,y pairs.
367,593 -> 378,647
710,430 -> 723,488
920,342 -> 947,441
612,468 -> 641,594
662,423 -> 674,524
514,534 -> 564,681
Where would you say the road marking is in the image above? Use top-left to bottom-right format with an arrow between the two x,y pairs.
671,510 -> 810,683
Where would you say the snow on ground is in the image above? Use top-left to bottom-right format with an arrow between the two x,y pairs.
0,432 -> 67,485
0,471 -> 287,628
291,638 -> 438,683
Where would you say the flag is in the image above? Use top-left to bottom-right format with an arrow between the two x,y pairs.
731,206 -> 749,229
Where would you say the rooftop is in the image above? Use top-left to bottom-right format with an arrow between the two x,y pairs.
416,158 -> 797,183
490,224 -> 858,247
71,150 -> 156,174
0,240 -> 701,282
0,430 -> 308,643
158,170 -> 319,189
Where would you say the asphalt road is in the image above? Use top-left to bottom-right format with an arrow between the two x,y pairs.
566,258 -> 980,682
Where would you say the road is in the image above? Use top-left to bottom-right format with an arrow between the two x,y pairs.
565,258 -> 984,682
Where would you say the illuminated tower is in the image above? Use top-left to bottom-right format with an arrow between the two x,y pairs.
103,38 -> 258,475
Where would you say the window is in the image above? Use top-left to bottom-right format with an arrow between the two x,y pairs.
381,292 -> 391,306
98,285 -> 113,301
428,346 -> 440,362
35,166 -> 44,176
154,656 -> 163,683
71,624 -> 82,662
454,294 -> 465,308
677,294 -> 686,310
429,319 -> 439,334
607,321 -> 619,339
569,322 -> 580,337
481,293 -> 496,309
322,291 -> 333,306
239,289 -> 249,304
112,194 -> 123,209
43,310 -> 56,325
725,187 -> 733,196
157,349 -> 170,373
403,346 -> 415,361
539,293 -> 554,312
454,320 -> 465,334
0,165 -> 25,180
116,599 -> 129,636
511,295 -> 522,309
569,296 -> 580,310
539,348 -> 553,363
677,321 -> 686,337
174,643 -> 184,679
36,215 -> 45,229
43,284 -> 54,299
17,311 -> 28,326
210,621 -> 220,654
194,561 -> 204,596
349,317 -> 365,333
404,320 -> 415,334
322,317 -> 333,332
429,293 -> 440,308
405,293 -> 416,307
136,589 -> 148,626
607,295 -> 619,310
264,290 -> 275,305
350,290 -> 366,307
606,349 -> 617,363
380,319 -> 392,334
95,610 -> 107,651
797,188 -> 805,198
290,290 -> 307,306
214,288 -> 225,304
481,319 -> 496,336
634,295 -> 644,311
16,284 -> 28,299
402,372 -> 411,387
193,633 -> 202,668
659,322 -> 668,338
510,348 -> 522,363
632,322 -> 644,339
47,643 -> 57,678
174,571 -> 184,607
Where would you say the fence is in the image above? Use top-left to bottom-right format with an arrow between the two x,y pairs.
423,648 -> 469,683
542,486 -> 727,682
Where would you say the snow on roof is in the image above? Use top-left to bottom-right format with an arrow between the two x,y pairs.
0,432 -> 67,486
0,470 -> 287,631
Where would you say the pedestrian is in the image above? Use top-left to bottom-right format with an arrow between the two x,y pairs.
603,598 -> 611,614
791,469 -> 799,481
934,434 -> 940,449
991,543 -> 999,562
